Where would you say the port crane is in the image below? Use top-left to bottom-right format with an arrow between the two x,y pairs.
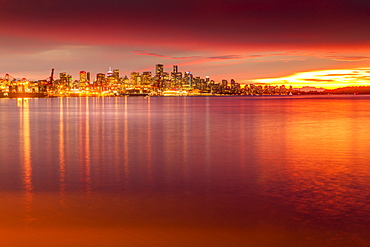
49,68 -> 54,85
3,74 -> 15,82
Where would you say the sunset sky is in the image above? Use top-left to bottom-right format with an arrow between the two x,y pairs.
1,0 -> 370,88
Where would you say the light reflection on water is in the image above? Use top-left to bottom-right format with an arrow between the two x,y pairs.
0,95 -> 370,246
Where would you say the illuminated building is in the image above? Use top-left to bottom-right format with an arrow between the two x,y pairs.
183,71 -> 192,88
107,67 -> 113,77
87,72 -> 90,84
123,75 -> 129,84
130,72 -> 140,85
171,65 -> 181,87
66,75 -> 73,87
163,72 -> 169,81
141,72 -> 152,85
156,64 -> 164,77
231,79 -> 235,86
162,72 -> 170,89
113,69 -> 119,81
60,72 -> 67,85
96,73 -> 105,85
79,71 -> 87,83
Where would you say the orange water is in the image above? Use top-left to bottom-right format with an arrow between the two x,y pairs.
0,96 -> 369,246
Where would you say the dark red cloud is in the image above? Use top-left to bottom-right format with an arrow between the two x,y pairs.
323,55 -> 370,61
1,0 -> 370,49
133,51 -> 253,60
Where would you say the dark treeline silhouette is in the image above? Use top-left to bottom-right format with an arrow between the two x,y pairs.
324,86 -> 370,94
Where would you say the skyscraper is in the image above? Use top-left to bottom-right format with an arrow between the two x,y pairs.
87,72 -> 90,84
113,69 -> 120,81
156,64 -> 163,77
141,71 -> 152,85
183,71 -> 192,88
60,72 -> 67,85
130,72 -> 140,85
79,71 -> 87,83
96,73 -> 105,85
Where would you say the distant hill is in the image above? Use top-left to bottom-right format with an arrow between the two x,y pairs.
294,86 -> 326,92
325,86 -> 370,94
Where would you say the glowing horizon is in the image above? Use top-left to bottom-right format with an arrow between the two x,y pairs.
252,68 -> 370,89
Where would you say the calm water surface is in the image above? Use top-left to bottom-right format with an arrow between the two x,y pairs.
0,95 -> 369,246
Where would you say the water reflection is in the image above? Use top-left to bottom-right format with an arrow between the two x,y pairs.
255,97 -> 370,227
2,96 -> 370,246
19,99 -> 33,219
58,98 -> 66,205
146,97 -> 153,184
123,96 -> 129,186
82,97 -> 92,196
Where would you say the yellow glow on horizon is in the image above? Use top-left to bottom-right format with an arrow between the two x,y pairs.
253,68 -> 370,89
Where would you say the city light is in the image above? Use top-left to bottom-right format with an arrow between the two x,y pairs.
3,65 -> 370,99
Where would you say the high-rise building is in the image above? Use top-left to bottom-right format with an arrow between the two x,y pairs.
113,69 -> 120,80
87,72 -> 90,84
123,75 -> 129,84
183,71 -> 192,88
60,72 -> 67,85
222,79 -> 228,87
231,79 -> 236,88
96,73 -> 105,85
66,74 -> 73,87
130,72 -> 140,85
141,71 -> 152,85
156,64 -> 164,77
163,72 -> 169,81
79,71 -> 87,83
171,65 -> 180,86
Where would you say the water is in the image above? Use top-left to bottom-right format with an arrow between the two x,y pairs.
0,95 -> 369,247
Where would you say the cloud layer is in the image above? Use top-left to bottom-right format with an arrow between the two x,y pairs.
1,0 -> 370,85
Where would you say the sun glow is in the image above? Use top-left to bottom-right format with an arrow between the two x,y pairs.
253,68 -> 370,89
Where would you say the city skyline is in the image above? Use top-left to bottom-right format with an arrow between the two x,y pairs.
1,0 -> 370,88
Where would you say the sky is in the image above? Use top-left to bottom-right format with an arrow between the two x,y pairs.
1,0 -> 370,88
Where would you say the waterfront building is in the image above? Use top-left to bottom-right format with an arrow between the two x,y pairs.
130,72 -> 140,85
79,71 -> 87,83
222,79 -> 228,87
96,73 -> 106,85
59,72 -> 68,85
183,71 -> 192,88
123,75 -> 129,84
141,72 -> 152,85
107,67 -> 113,77
113,69 -> 120,81
156,64 -> 164,77
87,72 -> 90,84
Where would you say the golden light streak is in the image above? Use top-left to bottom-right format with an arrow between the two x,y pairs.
123,97 -> 129,185
84,97 -> 92,196
20,99 -> 33,219
114,97 -> 120,183
182,98 -> 189,177
59,98 -> 66,206
147,97 -> 153,183
253,67 -> 370,89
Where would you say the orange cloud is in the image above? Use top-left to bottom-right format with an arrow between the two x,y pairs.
253,68 -> 370,89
